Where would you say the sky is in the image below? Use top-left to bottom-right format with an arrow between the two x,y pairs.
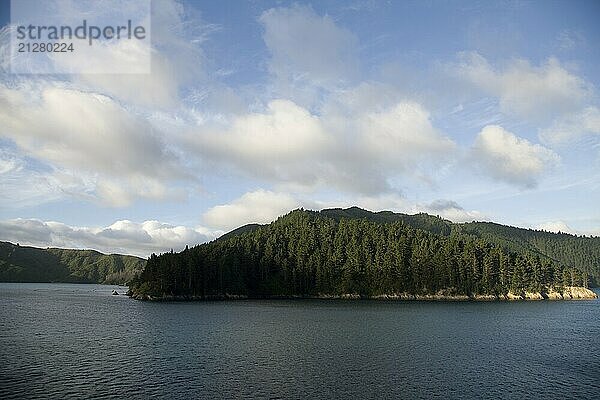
0,0 -> 599,257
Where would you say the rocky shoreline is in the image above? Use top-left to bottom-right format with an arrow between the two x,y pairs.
128,286 -> 597,302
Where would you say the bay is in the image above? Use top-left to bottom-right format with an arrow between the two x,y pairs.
1,283 -> 598,399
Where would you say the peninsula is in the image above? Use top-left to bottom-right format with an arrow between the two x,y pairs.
128,207 -> 598,301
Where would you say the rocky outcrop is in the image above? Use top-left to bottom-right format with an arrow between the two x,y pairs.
504,287 -> 597,300
128,287 -> 597,301
547,286 -> 597,300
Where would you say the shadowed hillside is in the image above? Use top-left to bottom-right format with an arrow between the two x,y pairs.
0,241 -> 146,284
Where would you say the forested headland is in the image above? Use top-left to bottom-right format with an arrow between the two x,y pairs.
129,207 -> 599,301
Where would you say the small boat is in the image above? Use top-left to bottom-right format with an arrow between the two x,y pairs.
112,290 -> 119,295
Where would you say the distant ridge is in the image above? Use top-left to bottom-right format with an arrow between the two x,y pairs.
319,206 -> 452,235
217,223 -> 263,241
0,241 -> 146,284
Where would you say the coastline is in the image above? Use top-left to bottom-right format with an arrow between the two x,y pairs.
128,286 -> 598,302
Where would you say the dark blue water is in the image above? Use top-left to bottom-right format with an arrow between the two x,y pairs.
0,283 -> 598,399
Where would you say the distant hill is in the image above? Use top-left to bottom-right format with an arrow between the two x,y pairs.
0,241 -> 146,284
130,207 -> 599,300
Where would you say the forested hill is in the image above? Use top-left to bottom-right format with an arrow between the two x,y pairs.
456,221 -> 600,284
130,207 -> 599,300
0,241 -> 145,284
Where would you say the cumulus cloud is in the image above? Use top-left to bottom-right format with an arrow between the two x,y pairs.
3,0 -> 205,109
0,218 -> 218,257
0,84 -> 184,206
67,45 -> 180,109
454,52 -> 592,120
199,99 -> 330,169
358,102 -> 455,168
70,0 -> 207,109
0,0 -> 209,207
202,190 -> 301,231
539,106 -> 600,144
471,125 -> 559,188
189,98 -> 455,195
260,4 -> 358,88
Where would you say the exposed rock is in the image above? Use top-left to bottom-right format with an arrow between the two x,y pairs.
524,292 -> 544,300
473,294 -> 497,301
505,292 -> 523,300
561,286 -> 597,300
545,289 -> 563,300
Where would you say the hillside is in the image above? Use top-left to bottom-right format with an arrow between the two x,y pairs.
0,241 -> 146,284
312,207 -> 599,285
130,207 -> 598,300
455,221 -> 600,285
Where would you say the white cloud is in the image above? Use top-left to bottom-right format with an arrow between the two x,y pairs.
0,84 -> 184,206
68,46 -> 180,109
69,0 -> 207,109
539,106 -> 600,144
423,199 -> 487,223
536,221 -> 576,235
358,102 -> 455,169
455,52 -> 591,120
200,99 -> 331,163
0,149 -> 95,208
3,0 -> 206,109
0,149 -> 20,175
471,125 -> 559,188
189,98 -> 455,195
202,190 -> 301,231
192,99 -> 334,190
260,4 -> 358,87
0,218 -> 218,257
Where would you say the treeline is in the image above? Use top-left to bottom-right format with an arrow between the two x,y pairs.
131,209 -> 590,298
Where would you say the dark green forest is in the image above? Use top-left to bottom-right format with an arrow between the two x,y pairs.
0,241 -> 145,284
130,207 -> 598,299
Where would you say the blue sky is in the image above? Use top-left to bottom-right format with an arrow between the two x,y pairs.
0,0 -> 599,256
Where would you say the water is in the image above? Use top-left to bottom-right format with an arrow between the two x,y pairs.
0,283 -> 598,399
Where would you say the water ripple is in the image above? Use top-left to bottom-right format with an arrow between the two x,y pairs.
1,283 -> 599,399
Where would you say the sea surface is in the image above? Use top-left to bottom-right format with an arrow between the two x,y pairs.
0,283 -> 598,399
